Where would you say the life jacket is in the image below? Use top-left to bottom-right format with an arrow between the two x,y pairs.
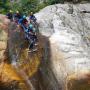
23,19 -> 28,24
18,18 -> 28,25
29,15 -> 36,22
6,13 -> 13,19
14,13 -> 21,20
28,24 -> 33,32
18,18 -> 23,24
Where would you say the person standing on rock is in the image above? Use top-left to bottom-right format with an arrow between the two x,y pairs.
6,10 -> 13,21
29,12 -> 37,23
13,11 -> 22,24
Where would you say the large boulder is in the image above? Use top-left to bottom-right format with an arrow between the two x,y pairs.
0,14 -> 10,61
36,4 -> 90,90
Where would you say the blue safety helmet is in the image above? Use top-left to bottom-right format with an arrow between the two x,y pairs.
23,15 -> 26,19
29,24 -> 33,28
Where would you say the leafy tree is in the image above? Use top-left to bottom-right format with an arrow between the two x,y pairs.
46,0 -> 64,4
10,0 -> 39,14
21,0 -> 38,14
0,0 -> 10,13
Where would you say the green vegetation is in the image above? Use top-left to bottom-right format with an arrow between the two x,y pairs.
46,0 -> 64,4
0,0 -> 89,14
0,0 -> 10,14
0,0 -> 48,14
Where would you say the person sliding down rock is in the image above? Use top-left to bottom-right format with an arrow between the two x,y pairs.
28,23 -> 38,43
18,15 -> 28,31
28,32 -> 38,52
26,24 -> 38,52
6,10 -> 13,21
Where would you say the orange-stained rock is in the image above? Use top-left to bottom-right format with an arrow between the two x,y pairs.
67,71 -> 90,90
0,63 -> 22,82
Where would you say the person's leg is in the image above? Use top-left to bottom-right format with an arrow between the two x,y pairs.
29,41 -> 34,50
28,34 -> 33,49
25,33 -> 28,40
33,34 -> 38,43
